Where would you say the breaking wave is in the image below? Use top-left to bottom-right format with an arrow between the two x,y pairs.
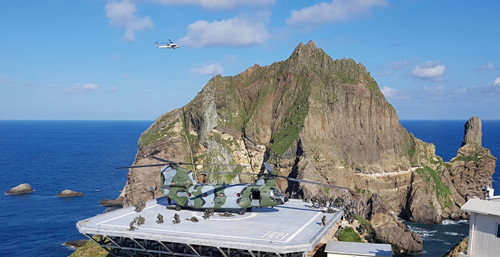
441,219 -> 468,225
443,231 -> 465,237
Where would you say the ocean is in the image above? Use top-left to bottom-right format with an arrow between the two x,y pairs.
0,120 -> 498,257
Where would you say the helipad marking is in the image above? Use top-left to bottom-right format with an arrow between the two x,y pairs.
261,231 -> 289,240
285,211 -> 322,243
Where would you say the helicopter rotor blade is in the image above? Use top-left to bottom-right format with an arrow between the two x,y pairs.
115,163 -> 167,169
274,175 -> 350,190
149,156 -> 250,167
199,171 -> 256,176
149,156 -> 171,163
185,163 -> 250,167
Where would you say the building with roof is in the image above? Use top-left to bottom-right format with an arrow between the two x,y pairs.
459,193 -> 500,257
324,241 -> 392,257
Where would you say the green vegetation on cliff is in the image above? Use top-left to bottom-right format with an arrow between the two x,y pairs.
139,112 -> 179,146
416,166 -> 453,209
269,73 -> 311,155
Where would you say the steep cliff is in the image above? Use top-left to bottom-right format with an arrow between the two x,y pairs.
114,41 -> 495,253
401,117 -> 496,223
120,41 -> 417,204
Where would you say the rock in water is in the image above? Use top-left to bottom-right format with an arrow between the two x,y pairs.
6,183 -> 33,195
57,189 -> 84,198
99,196 -> 126,207
64,239 -> 87,249
462,116 -> 482,146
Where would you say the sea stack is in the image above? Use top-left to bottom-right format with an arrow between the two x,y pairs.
445,117 -> 496,199
57,189 -> 84,198
462,116 -> 482,146
6,183 -> 33,195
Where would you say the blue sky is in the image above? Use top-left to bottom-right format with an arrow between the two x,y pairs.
1,0 -> 499,120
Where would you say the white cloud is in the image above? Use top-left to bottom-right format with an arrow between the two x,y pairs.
494,77 -> 500,86
377,58 -> 416,77
480,61 -> 496,71
191,63 -> 224,75
105,1 -> 153,41
61,83 -> 99,93
147,0 -> 274,9
411,61 -> 446,80
381,86 -> 396,98
180,17 -> 268,47
287,0 -> 387,26
81,83 -> 99,90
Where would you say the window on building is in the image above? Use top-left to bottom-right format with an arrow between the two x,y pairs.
497,224 -> 500,238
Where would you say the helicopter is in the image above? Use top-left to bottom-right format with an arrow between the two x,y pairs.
119,156 -> 349,215
155,39 -> 179,49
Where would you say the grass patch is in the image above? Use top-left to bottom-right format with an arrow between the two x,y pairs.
452,155 -> 482,163
407,133 -> 417,164
354,184 -> 366,195
69,236 -> 110,257
337,227 -> 363,242
139,119 -> 178,146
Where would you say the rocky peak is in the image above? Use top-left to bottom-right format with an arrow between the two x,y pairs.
289,40 -> 328,68
462,116 -> 482,147
111,42 -> 499,254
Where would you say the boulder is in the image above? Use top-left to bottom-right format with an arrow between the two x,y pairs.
6,183 -> 33,195
370,211 -> 423,254
57,189 -> 83,198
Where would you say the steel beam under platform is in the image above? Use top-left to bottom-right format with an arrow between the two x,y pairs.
77,198 -> 343,257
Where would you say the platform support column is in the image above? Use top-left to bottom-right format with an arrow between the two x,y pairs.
157,240 -> 176,256
216,246 -> 228,257
105,235 -> 134,257
130,237 -> 154,257
187,243 -> 201,257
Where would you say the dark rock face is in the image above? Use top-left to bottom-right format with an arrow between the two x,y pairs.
366,193 -> 423,254
6,183 -> 33,195
462,116 -> 482,147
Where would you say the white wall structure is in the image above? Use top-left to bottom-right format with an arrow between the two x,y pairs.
460,197 -> 500,257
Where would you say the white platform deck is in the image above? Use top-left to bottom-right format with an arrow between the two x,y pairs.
77,197 -> 343,254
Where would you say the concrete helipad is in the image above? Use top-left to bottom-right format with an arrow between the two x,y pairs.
77,197 -> 343,254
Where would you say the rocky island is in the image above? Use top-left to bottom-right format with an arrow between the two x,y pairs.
98,41 -> 495,254
6,183 -> 33,195
57,189 -> 84,198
